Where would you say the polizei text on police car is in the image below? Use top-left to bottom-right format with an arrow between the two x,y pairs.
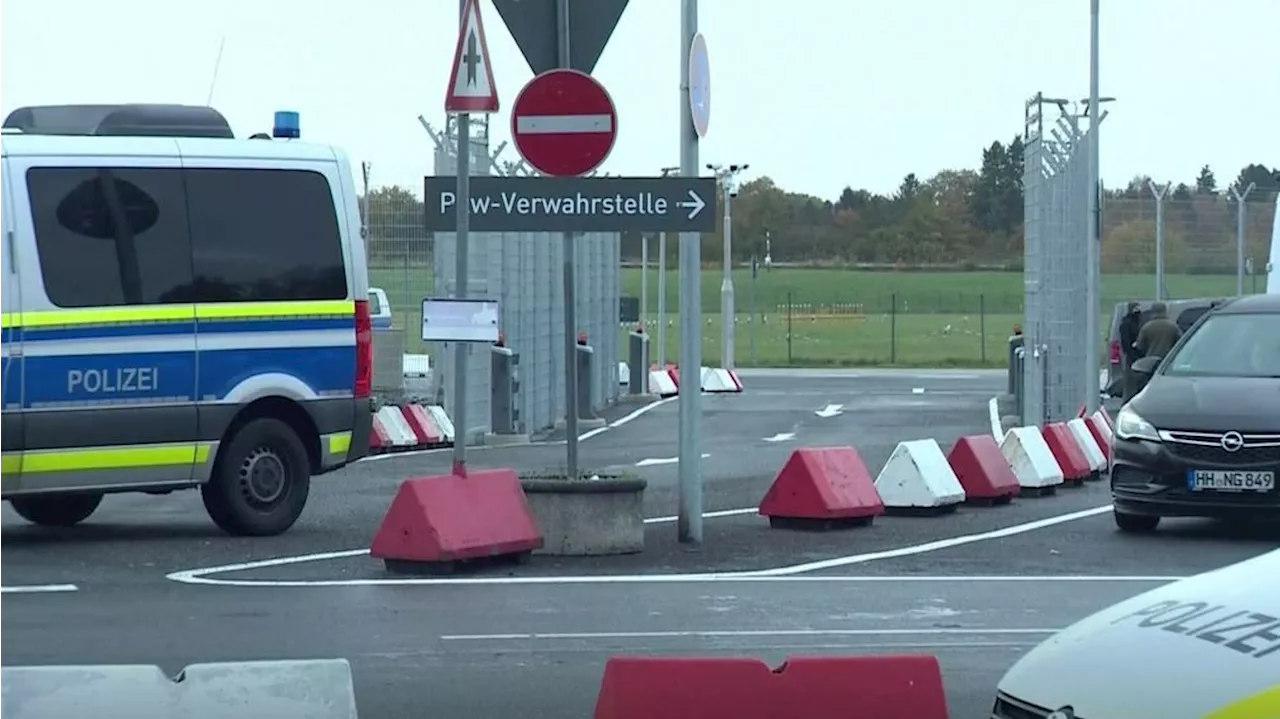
439,191 -> 670,217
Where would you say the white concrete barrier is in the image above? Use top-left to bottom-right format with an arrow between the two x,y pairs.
648,370 -> 678,397
1,659 -> 359,719
699,366 -> 743,393
426,405 -> 455,442
618,361 -> 631,386
874,439 -> 967,512
1066,417 -> 1106,474
374,406 -> 417,447
1000,426 -> 1065,493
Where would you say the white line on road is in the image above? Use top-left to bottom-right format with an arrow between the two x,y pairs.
164,505 -> 1115,588
762,432 -> 796,443
636,453 -> 709,467
440,627 -> 1061,642
360,396 -> 675,462
1,584 -> 78,594
814,403 -> 843,418
912,387 -> 925,394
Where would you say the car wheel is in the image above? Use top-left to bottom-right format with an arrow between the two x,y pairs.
9,493 -> 103,527
1114,510 -> 1160,533
202,417 -> 311,537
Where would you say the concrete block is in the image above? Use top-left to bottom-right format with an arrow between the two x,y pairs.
1,659 -> 359,719
521,476 -> 647,555
874,439 -> 966,512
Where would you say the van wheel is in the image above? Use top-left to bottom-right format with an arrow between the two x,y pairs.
202,418 -> 310,537
1115,510 -> 1160,533
9,494 -> 103,527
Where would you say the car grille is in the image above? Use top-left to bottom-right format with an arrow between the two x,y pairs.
991,692 -> 1078,719
1161,430 -> 1280,467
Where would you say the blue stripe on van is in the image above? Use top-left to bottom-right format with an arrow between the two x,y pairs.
196,346 -> 355,400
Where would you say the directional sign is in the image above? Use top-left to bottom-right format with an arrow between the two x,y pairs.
423,176 -> 717,233
491,0 -> 629,76
445,0 -> 499,113
688,33 -> 710,138
511,69 -> 617,177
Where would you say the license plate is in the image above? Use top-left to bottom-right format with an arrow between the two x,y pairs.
1186,469 -> 1276,492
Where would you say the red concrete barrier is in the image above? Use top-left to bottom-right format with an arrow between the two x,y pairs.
593,655 -> 949,719
1042,423 -> 1091,485
369,468 -> 543,569
946,434 -> 1020,505
758,447 -> 884,529
1086,415 -> 1112,463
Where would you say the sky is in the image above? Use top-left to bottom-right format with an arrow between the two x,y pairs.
2,0 -> 1276,200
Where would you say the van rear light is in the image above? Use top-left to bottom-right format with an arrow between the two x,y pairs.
354,300 -> 373,398
1109,340 -> 1121,365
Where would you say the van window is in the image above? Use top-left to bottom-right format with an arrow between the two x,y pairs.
26,167 -> 195,307
183,168 -> 347,303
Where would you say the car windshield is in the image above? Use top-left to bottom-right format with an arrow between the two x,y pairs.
1163,312 -> 1280,378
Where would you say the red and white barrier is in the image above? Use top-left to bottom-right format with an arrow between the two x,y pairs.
648,368 -> 679,396
699,366 -> 743,393
369,403 -> 456,454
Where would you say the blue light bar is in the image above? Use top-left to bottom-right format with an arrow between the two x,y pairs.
273,111 -> 300,139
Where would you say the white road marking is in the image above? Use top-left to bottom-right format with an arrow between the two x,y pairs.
636,453 -> 709,467
1,584 -> 78,594
164,505 -> 1115,588
440,627 -> 1061,641
814,403 -> 843,418
912,387 -> 925,394
762,432 -> 796,443
988,395 -> 1003,439
360,396 -> 675,462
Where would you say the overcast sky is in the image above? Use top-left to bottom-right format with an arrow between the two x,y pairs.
3,0 -> 1276,199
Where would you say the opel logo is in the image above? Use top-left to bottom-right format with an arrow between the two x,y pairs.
1047,708 -> 1076,719
1221,431 -> 1245,452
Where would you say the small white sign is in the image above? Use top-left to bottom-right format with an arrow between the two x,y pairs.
421,298 -> 499,343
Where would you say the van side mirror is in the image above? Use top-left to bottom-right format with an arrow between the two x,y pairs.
1131,356 -> 1162,378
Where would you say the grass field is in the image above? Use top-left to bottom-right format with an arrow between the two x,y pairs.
369,265 -> 1245,367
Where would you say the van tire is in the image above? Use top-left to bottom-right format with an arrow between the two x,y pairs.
9,493 -> 103,527
202,418 -> 311,537
1114,510 -> 1160,533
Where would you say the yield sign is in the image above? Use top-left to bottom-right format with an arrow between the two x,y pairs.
445,0 -> 499,114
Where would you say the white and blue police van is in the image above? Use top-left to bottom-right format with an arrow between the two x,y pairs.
1,104 -> 373,536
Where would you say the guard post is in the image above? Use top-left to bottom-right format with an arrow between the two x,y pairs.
576,333 -> 605,427
628,326 -> 649,396
489,332 -> 527,444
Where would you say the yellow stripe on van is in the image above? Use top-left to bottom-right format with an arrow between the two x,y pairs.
195,300 -> 354,320
327,431 -> 352,456
0,453 -> 20,474
1205,685 -> 1280,719
5,300 -> 353,330
0,312 -> 15,330
22,443 -> 213,474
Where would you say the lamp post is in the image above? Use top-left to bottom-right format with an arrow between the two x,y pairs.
706,162 -> 749,369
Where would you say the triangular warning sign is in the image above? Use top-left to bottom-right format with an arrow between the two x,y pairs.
445,0 -> 499,114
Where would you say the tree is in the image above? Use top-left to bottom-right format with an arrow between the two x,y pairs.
1233,163 -> 1278,200
1195,165 -> 1217,195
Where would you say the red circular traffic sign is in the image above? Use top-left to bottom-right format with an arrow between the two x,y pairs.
511,69 -> 617,177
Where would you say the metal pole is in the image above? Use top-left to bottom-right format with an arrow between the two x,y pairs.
1083,0 -> 1101,415
641,233 -> 649,329
657,232 -> 667,368
749,256 -> 756,366
677,0 -> 703,544
1150,181 -> 1168,301
1232,182 -> 1255,296
721,184 -> 734,369
557,0 -> 579,479
451,139 -> 472,468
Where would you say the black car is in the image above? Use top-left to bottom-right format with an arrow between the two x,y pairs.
1110,293 -> 1280,532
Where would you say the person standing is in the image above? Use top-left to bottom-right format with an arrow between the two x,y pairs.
1118,302 -> 1143,401
1135,301 -> 1183,361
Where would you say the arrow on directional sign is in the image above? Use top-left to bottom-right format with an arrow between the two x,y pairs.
677,189 -> 706,219
814,403 -> 844,418
763,432 -> 797,443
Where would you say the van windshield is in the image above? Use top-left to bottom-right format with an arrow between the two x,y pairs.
1163,313 -> 1280,378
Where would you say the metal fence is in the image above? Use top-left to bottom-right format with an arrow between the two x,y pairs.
363,116 -> 620,441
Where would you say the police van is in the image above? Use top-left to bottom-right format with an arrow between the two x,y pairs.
993,547 -> 1280,718
1,104 -> 373,536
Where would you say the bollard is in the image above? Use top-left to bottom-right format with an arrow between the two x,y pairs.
487,344 -> 527,445
1013,346 -> 1026,421
1007,334 -> 1024,395
628,331 -> 649,395
576,342 -> 603,426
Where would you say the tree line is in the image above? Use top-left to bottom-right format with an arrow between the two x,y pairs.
359,146 -> 1278,274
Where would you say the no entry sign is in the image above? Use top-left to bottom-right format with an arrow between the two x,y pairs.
511,69 -> 617,177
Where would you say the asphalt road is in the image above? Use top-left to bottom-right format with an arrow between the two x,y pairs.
4,368 -> 1277,718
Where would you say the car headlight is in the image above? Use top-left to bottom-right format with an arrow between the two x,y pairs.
1115,406 -> 1160,442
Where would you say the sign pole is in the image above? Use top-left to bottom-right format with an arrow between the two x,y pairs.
677,0 -> 703,544
453,112 -> 471,476
557,0 -> 580,480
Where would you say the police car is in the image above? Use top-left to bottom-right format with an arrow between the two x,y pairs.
993,548 -> 1280,718
1,104 -> 373,536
